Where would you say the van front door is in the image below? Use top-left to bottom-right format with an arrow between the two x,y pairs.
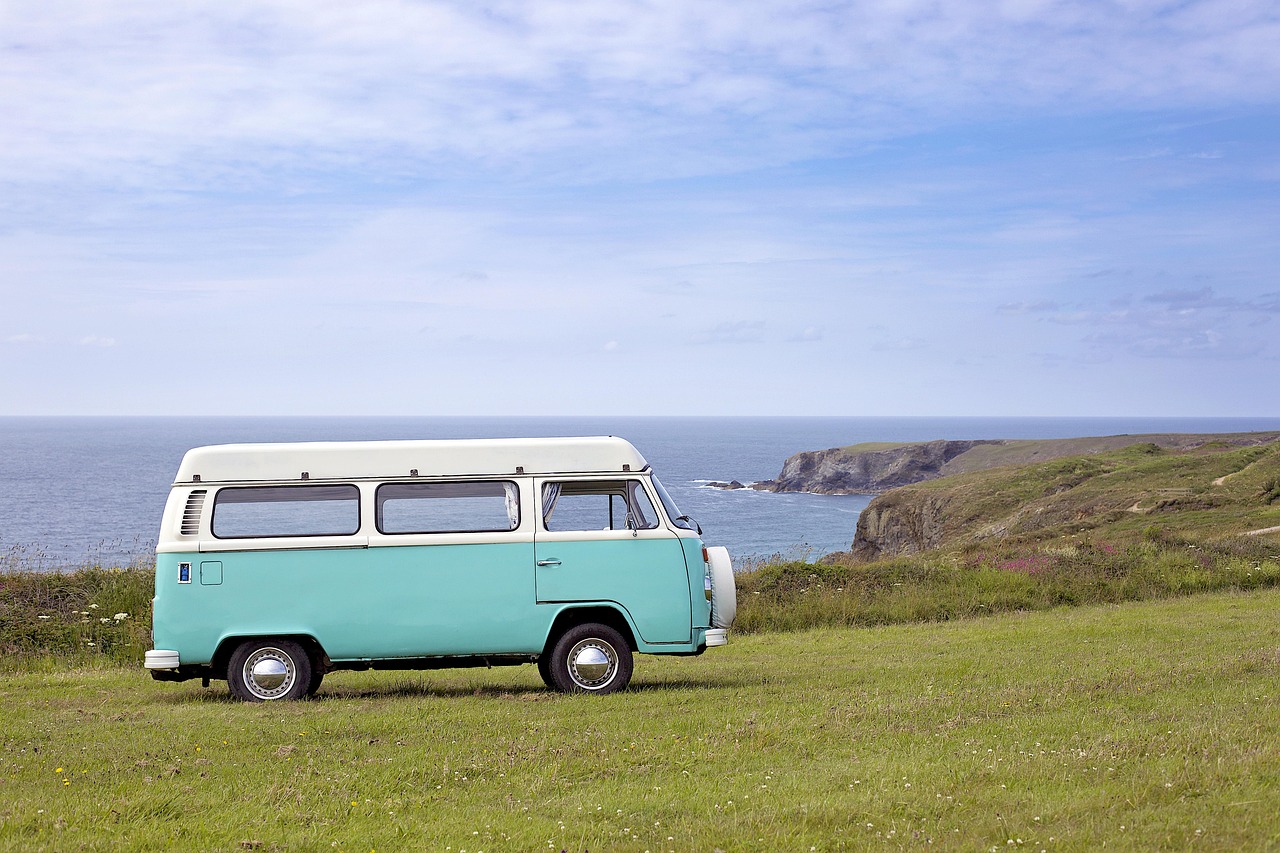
534,479 -> 692,644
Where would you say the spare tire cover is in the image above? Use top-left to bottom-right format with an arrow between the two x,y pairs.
706,546 -> 736,629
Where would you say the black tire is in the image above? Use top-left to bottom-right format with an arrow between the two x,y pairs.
306,667 -> 325,697
547,623 -> 633,695
536,655 -> 555,689
227,639 -> 314,702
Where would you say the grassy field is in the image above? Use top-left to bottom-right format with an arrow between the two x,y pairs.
3,589 -> 1278,851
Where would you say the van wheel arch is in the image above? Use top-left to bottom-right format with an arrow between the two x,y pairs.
539,607 -> 637,694
213,634 -> 327,684
545,622 -> 634,694
542,607 -> 636,657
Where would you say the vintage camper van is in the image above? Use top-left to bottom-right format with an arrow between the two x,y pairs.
145,436 -> 736,701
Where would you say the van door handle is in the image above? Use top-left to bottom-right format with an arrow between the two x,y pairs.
537,559 -> 561,567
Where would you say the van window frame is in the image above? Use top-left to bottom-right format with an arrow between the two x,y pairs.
540,478 -> 663,533
210,483 -> 362,540
374,479 -> 522,535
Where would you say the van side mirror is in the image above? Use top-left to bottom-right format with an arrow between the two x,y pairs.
676,515 -> 702,535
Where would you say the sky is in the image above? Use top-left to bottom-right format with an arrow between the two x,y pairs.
1,0 -> 1278,417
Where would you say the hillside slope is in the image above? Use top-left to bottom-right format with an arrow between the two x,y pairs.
846,438 -> 1280,560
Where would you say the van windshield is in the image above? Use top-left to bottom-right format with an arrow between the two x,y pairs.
652,475 -> 697,532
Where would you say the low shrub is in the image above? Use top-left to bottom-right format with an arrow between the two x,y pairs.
734,536 -> 1280,634
0,564 -> 154,667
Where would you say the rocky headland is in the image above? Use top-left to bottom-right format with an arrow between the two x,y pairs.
708,431 -> 1280,562
712,432 -> 1280,496
843,432 -> 1280,562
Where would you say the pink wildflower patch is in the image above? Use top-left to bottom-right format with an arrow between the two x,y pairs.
999,555 -> 1052,575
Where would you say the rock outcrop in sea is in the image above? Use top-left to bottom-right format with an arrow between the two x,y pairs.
748,439 -> 999,494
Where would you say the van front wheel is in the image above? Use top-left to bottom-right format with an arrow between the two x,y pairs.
547,623 -> 633,694
227,639 -> 314,702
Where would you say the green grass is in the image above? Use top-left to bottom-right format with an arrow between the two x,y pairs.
2,589 -> 1279,851
736,532 -> 1280,633
838,441 -> 911,454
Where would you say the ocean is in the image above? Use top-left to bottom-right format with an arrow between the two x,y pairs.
4,415 -> 1280,569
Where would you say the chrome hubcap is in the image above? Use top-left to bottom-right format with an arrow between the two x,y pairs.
567,639 -> 617,689
244,648 -> 295,699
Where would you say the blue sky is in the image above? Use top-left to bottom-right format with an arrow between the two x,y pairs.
1,0 -> 1277,416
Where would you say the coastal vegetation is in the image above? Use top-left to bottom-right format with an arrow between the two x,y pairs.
0,563 -> 152,670
737,436 -> 1280,632
734,530 -> 1280,633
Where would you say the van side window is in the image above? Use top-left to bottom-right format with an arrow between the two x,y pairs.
212,485 -> 360,538
542,480 -> 659,532
376,481 -> 519,534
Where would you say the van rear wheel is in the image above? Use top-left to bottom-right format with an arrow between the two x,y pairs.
536,655 -> 555,689
547,623 -> 633,694
227,639 -> 313,702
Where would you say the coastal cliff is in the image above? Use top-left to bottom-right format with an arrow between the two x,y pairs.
849,490 -> 952,559
846,435 -> 1280,561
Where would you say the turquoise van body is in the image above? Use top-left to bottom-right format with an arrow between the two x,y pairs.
146,437 -> 735,701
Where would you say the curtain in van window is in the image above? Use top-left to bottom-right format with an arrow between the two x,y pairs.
541,482 -> 561,525
504,482 -> 520,529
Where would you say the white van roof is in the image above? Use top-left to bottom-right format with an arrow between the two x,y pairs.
174,436 -> 650,485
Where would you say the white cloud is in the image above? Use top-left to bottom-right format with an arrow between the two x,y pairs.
6,333 -> 45,344
691,320 -> 766,345
788,326 -> 823,343
1000,284 -> 1279,363
1,0 -> 1277,188
871,337 -> 928,352
1085,327 -> 1263,361
997,300 -> 1061,315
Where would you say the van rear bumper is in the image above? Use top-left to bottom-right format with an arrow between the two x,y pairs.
145,650 -> 213,683
703,628 -> 729,647
145,649 -> 181,669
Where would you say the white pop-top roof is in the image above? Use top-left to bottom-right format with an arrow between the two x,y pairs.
173,436 -> 650,485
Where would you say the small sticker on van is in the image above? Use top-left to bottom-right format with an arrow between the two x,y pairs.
178,562 -> 191,584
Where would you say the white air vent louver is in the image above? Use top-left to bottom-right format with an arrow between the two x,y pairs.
181,490 -> 207,536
